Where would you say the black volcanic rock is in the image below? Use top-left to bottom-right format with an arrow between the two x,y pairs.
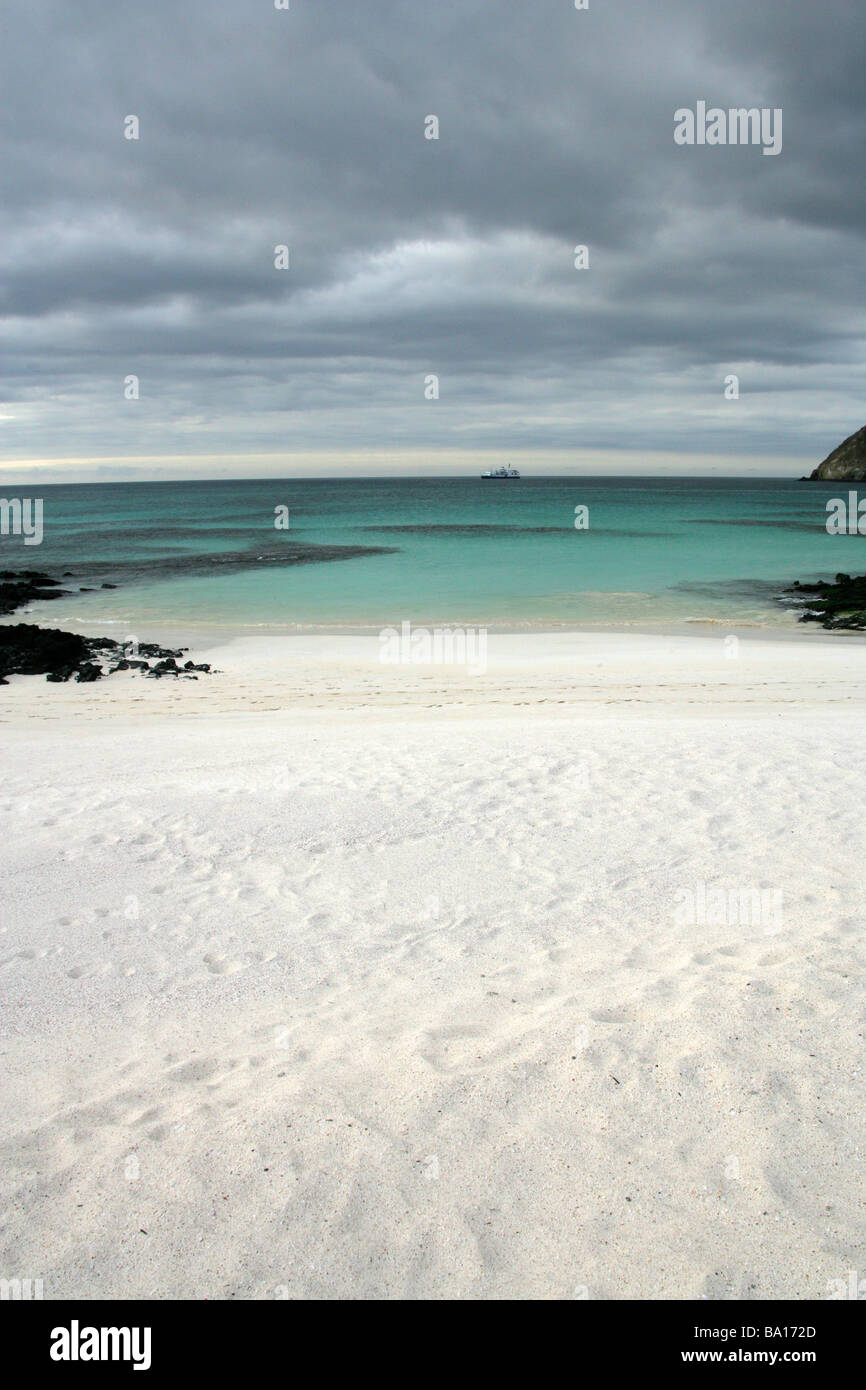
75,662 -> 103,682
0,624 -> 94,683
0,623 -> 214,685
136,641 -> 185,659
148,657 -> 180,676
0,571 -> 71,617
808,426 -> 866,481
783,573 -> 866,630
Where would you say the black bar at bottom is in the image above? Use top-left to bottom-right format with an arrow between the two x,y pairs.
5,1298 -> 860,1375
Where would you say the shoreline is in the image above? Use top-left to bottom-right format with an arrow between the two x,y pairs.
8,555 -> 866,658
7,607 -> 866,651
3,626 -> 866,723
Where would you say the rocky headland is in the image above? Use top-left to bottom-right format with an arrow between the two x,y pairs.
804,425 -> 866,481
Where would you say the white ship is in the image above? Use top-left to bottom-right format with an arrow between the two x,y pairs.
481,465 -> 520,479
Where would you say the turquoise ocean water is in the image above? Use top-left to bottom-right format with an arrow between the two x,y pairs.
4,476 -> 863,635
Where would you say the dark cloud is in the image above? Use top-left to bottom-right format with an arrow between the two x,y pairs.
0,0 -> 863,473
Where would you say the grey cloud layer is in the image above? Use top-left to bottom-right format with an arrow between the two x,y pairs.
0,0 -> 863,469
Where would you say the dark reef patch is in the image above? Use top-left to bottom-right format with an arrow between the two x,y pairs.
685,518 -> 823,533
360,523 -> 572,535
0,541 -> 398,616
358,524 -> 670,538
668,577 -> 786,605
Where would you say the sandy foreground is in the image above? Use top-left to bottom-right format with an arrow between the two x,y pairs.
1,630 -> 865,1300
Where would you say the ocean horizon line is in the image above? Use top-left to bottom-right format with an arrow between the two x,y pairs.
0,471 -> 835,490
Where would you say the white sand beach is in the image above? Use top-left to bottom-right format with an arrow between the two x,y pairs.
2,630 -> 865,1299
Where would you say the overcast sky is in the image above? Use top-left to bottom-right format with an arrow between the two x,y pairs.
0,0 -> 863,481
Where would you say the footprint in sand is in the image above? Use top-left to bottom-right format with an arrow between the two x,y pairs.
202,953 -> 244,975
202,950 -> 276,976
67,962 -> 99,979
165,1056 -> 239,1087
10,946 -> 57,962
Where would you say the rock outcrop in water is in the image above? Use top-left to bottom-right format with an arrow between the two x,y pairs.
0,569 -> 214,686
783,573 -> 866,630
0,570 -> 72,616
0,624 -> 212,685
806,426 -> 866,481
